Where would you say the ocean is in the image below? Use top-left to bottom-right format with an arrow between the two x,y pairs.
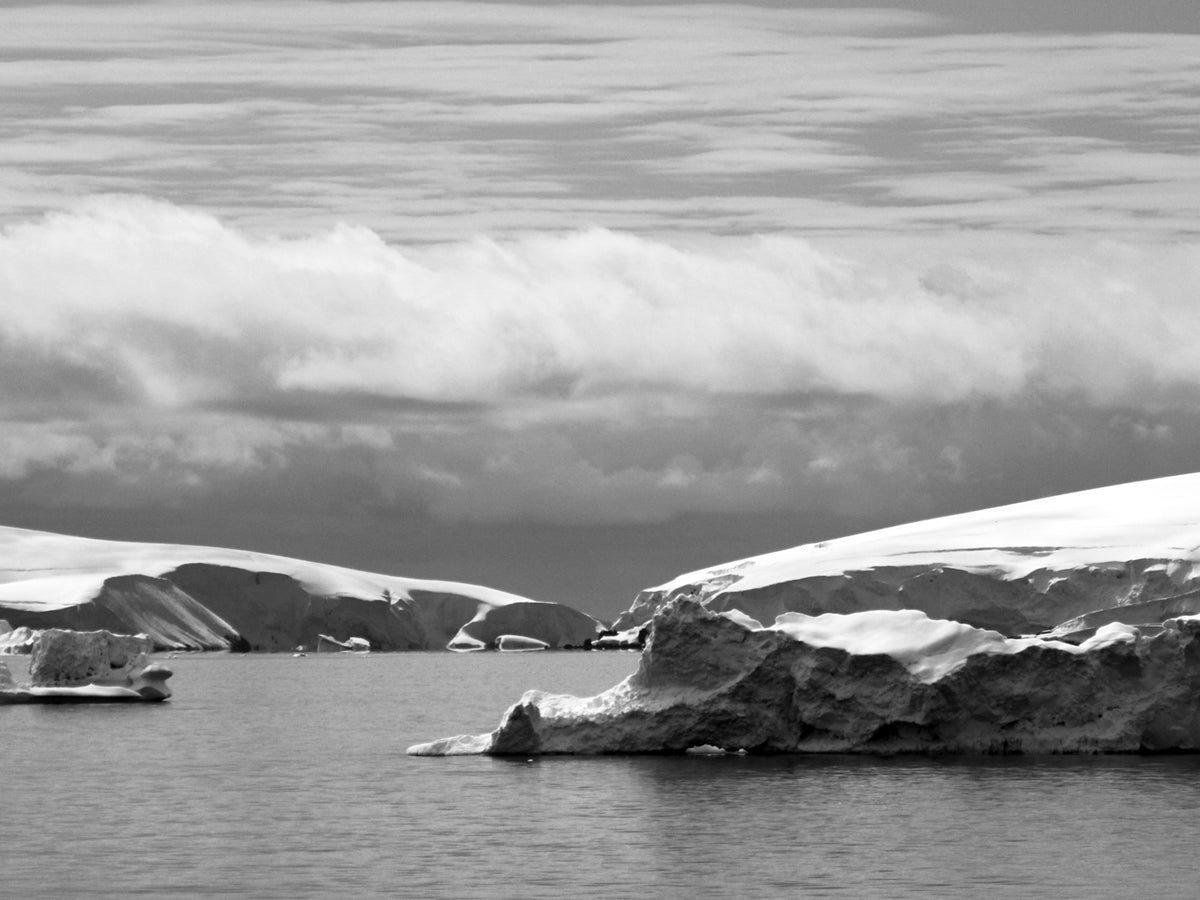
3,650 -> 1200,899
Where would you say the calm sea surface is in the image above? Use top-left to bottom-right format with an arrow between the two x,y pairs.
4,650 -> 1200,899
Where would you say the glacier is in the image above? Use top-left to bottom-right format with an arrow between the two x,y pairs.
408,598 -> 1200,756
614,473 -> 1200,640
0,526 -> 603,652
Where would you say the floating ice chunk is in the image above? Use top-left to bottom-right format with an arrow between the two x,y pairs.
1,629 -> 172,704
407,732 -> 495,756
316,634 -> 371,652
495,634 -> 548,652
0,626 -> 37,655
408,599 -> 1200,756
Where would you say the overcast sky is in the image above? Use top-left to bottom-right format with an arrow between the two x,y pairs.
2,0 -> 1198,619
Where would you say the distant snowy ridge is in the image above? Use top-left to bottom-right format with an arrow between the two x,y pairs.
0,526 -> 602,651
615,473 -> 1200,637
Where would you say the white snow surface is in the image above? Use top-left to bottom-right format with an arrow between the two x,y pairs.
766,609 -> 1052,683
0,525 -> 527,612
652,473 -> 1200,596
763,608 -> 1141,684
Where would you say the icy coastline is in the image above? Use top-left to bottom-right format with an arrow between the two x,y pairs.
0,526 -> 603,652
614,473 -> 1200,639
408,598 -> 1200,756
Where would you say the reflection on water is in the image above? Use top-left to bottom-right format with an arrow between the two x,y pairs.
4,652 -> 1200,899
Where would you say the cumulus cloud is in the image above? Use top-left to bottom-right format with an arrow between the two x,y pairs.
2,197 -> 1200,527
6,196 -> 1198,409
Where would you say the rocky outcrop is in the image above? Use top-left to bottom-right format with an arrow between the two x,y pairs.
409,599 -> 1200,756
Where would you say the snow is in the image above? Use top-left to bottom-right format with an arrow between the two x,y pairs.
616,473 -> 1200,637
408,598 -> 1200,756
654,473 -> 1200,594
0,525 -> 603,651
0,525 -> 528,611
769,609 -> 1066,683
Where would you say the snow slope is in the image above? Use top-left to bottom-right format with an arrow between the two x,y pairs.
0,526 -> 602,651
409,598 -> 1200,756
614,473 -> 1200,637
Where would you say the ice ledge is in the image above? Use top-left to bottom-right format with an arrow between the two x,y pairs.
408,599 -> 1200,756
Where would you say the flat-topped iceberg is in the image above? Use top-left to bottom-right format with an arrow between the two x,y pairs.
1,628 -> 172,704
615,473 -> 1200,638
408,598 -> 1200,756
0,525 -> 603,652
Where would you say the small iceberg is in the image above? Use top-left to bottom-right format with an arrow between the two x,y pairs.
316,634 -> 371,653
1,628 -> 172,705
495,634 -> 548,652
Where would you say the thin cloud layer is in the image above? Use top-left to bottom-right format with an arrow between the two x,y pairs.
1,2 -> 1197,240
2,197 -> 1198,526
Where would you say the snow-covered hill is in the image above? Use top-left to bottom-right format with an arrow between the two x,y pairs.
615,473 -> 1200,638
0,526 -> 602,651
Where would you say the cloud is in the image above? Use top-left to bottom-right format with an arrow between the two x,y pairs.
12,196 -> 1199,413
1,2 -> 1197,239
2,1 -> 1199,535
2,197 -> 1200,528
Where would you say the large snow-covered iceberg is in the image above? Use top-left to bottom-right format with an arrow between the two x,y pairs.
615,473 -> 1200,638
408,598 -> 1200,756
0,526 -> 603,652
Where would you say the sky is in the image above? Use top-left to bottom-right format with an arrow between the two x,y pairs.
1,0 -> 1198,620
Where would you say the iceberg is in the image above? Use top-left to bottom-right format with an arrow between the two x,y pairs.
614,473 -> 1200,639
495,634 -> 549,652
315,634 -> 371,652
0,628 -> 172,704
408,598 -> 1200,756
0,624 -> 36,655
0,526 -> 603,652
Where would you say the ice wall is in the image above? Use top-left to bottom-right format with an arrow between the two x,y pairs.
0,526 -> 604,652
409,599 -> 1200,756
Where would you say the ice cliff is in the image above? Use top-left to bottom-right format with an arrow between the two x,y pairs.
408,598 -> 1200,756
0,526 -> 602,652
614,473 -> 1200,639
